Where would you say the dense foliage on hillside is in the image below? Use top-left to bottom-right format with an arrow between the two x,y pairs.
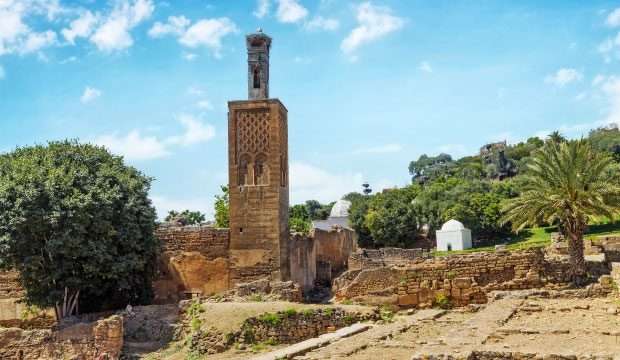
349,125 -> 620,249
0,141 -> 158,318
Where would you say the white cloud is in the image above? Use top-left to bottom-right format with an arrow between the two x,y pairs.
606,8 -> 620,27
341,2 -> 404,56
593,74 -> 606,86
254,0 -> 270,19
196,99 -> 213,110
148,15 -> 190,38
80,86 -> 102,103
0,1 -> 67,56
353,143 -> 402,154
151,195 -> 214,221
290,162 -> 363,204
418,61 -> 432,73
90,0 -> 154,52
59,56 -> 77,64
187,86 -> 204,96
0,65 -> 4,79
150,16 -> 238,57
598,32 -> 620,63
544,68 -> 583,87
304,16 -> 339,31
61,10 -> 97,44
182,52 -> 197,61
575,92 -> 587,101
166,114 -> 216,146
179,18 -> 238,56
19,30 -> 56,54
276,0 -> 308,23
95,130 -> 169,161
93,114 -> 216,161
0,2 -> 29,55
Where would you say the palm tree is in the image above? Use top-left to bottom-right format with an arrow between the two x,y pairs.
501,140 -> 620,282
547,130 -> 566,144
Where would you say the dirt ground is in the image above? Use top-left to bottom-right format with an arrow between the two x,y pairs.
133,295 -> 620,360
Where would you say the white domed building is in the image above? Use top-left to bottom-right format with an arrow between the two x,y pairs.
312,199 -> 352,231
436,219 -> 472,251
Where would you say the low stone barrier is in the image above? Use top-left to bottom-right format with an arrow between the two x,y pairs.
239,308 -> 365,345
335,249 -> 615,308
187,307 -> 372,356
0,314 -> 123,359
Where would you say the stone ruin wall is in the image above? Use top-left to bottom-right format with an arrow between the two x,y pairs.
335,249 -> 614,308
0,314 -> 123,360
288,227 -> 359,293
314,227 -> 358,276
154,224 -> 359,301
153,225 -> 232,303
348,247 -> 430,271
289,233 -> 316,293
0,271 -> 25,322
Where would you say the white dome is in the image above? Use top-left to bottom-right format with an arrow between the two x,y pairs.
441,219 -> 466,231
330,200 -> 352,218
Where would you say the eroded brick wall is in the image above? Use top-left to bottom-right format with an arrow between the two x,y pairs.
348,247 -> 430,271
289,233 -> 316,292
336,250 -> 549,307
0,314 -> 123,360
0,271 -> 25,321
153,225 -> 232,303
314,228 -> 357,276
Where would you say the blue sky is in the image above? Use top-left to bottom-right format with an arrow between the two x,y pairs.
2,0 -> 620,219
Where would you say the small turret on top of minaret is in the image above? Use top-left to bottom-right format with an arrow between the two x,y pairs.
246,28 -> 271,100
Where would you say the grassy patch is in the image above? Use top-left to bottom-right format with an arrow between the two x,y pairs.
585,221 -> 620,240
258,312 -> 282,326
432,227 -> 552,256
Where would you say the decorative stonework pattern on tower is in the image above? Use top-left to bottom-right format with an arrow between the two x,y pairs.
236,110 -> 270,157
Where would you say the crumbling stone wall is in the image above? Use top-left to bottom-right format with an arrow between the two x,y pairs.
0,314 -> 123,360
153,225 -> 231,303
348,247 -> 430,271
314,227 -> 357,276
0,271 -> 25,322
289,234 -> 316,292
336,250 -> 554,307
157,224 -> 230,257
239,308 -> 366,345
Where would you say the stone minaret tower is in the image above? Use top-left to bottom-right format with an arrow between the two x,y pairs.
228,30 -> 290,285
247,29 -> 271,100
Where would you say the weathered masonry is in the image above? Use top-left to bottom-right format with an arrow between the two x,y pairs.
228,30 -> 290,284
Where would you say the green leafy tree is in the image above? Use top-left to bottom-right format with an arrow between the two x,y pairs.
165,210 -> 206,225
0,141 -> 158,319
289,204 -> 311,234
501,140 -> 620,281
348,193 -> 373,247
408,153 -> 455,184
364,186 -> 420,248
413,177 -> 515,241
214,185 -> 229,228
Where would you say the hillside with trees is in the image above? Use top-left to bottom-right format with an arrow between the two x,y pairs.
345,125 -> 620,249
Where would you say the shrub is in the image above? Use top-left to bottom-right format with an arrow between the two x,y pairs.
434,293 -> 452,309
258,312 -> 282,326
